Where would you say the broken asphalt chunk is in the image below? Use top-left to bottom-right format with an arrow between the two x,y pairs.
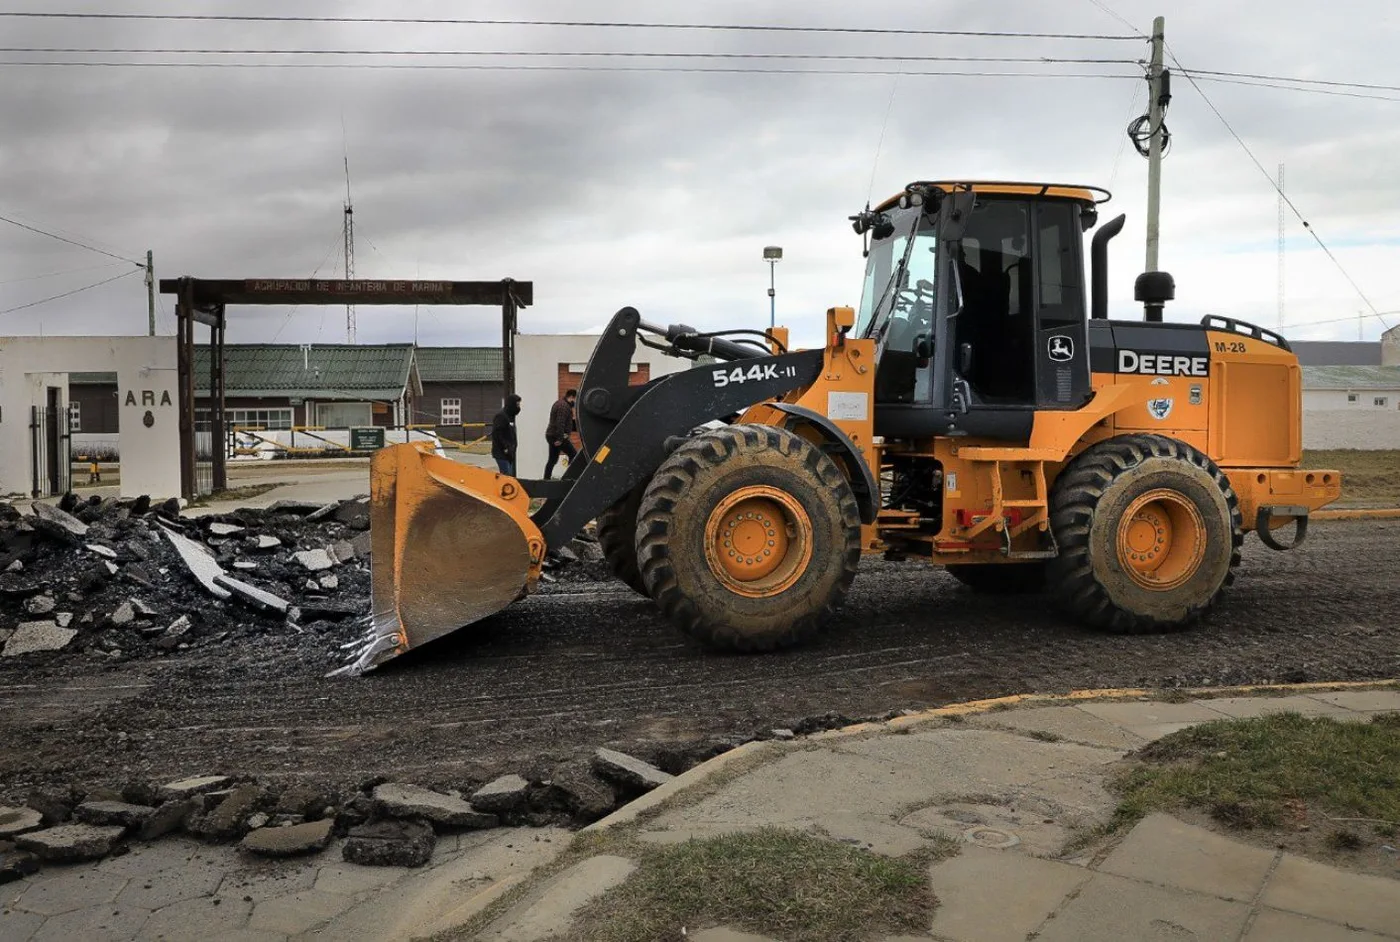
592,748 -> 675,791
294,548 -> 335,572
158,775 -> 231,802
0,847 -> 40,884
371,783 -> 497,830
212,575 -> 290,615
16,823 -> 124,862
241,818 -> 334,858
207,521 -> 245,536
31,501 -> 89,537
0,807 -> 44,839
305,502 -> 340,522
161,524 -> 232,600
2,622 -> 77,657
74,800 -> 156,830
470,775 -> 531,814
343,820 -> 435,867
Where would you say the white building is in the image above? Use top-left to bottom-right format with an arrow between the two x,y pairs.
512,334 -> 692,480
0,336 -> 181,499
1301,365 -> 1400,450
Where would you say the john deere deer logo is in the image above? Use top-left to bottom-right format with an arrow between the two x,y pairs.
1047,335 -> 1074,362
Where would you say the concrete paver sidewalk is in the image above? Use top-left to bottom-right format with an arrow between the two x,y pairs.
3,687 -> 1397,941
474,687 -> 1400,942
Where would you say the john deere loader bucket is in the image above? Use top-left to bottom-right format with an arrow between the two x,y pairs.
340,442 -> 545,674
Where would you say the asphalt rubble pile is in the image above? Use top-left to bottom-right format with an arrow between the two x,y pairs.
0,493 -> 613,665
0,494 -> 380,664
0,744 -> 697,881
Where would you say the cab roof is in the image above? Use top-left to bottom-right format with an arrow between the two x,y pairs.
874,181 -> 1110,213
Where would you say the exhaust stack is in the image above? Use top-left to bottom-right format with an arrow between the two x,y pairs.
1090,213 -> 1126,320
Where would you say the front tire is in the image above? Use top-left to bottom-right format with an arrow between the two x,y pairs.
635,424 -> 861,652
596,483 -> 648,595
1049,434 -> 1242,634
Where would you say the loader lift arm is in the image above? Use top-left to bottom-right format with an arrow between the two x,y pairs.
521,306 -> 826,549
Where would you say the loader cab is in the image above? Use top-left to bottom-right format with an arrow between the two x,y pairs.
860,182 -> 1102,440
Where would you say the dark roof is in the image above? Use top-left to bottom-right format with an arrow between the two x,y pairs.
1290,341 -> 1381,367
69,372 -> 117,385
415,347 -> 503,383
193,344 -> 419,400
1302,365 -> 1400,390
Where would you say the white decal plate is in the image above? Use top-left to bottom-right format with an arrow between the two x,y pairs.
826,391 -> 869,421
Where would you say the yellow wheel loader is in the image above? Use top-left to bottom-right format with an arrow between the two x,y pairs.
351,181 -> 1341,672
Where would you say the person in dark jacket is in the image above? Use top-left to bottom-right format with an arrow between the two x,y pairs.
543,388 -> 578,479
491,394 -> 522,476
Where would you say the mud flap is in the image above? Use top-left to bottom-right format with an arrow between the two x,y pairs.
337,443 -> 545,674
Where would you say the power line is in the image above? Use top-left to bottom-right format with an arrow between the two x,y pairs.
0,211 -> 144,265
1191,75 -> 1400,103
0,12 -> 1141,40
0,268 -> 140,316
1166,45 -> 1392,331
0,259 -> 128,285
1180,67 -> 1400,94
0,47 -> 1142,65
271,228 -> 344,343
0,61 -> 1142,78
1083,0 -> 1147,38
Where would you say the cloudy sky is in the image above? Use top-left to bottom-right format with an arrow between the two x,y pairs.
1,0 -> 1397,350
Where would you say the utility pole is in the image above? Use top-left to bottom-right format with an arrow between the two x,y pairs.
145,249 -> 155,336
1144,15 -> 1166,272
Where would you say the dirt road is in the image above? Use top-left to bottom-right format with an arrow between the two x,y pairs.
1,520 -> 1396,797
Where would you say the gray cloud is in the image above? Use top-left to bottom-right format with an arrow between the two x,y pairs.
2,0 -> 1398,348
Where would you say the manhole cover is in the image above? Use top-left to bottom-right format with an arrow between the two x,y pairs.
964,826 -> 1020,849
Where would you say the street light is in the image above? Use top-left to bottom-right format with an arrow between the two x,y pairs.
763,246 -> 783,329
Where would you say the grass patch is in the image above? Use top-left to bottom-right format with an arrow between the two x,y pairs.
564,828 -> 936,942
1112,713 -> 1400,832
1303,449 -> 1400,506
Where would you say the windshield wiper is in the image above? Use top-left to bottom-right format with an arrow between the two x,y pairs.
866,228 -> 920,339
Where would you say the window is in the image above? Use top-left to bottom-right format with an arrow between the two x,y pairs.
202,408 -> 294,430
68,401 -> 81,432
1376,397 -> 1389,408
316,402 -> 373,429
440,398 -> 462,425
1348,393 -> 1359,403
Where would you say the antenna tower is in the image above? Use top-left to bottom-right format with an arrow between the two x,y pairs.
343,146 -> 357,344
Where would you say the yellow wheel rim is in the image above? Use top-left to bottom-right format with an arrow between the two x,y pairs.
1116,488 -> 1207,591
704,486 -> 813,598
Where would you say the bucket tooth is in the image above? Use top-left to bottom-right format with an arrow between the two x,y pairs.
343,443 -> 544,674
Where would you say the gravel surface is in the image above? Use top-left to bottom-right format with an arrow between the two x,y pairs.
1,520 -> 1396,801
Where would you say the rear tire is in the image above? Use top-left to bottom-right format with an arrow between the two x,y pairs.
596,484 -> 648,595
636,424 -> 861,652
1049,434 -> 1242,634
946,562 -> 1047,594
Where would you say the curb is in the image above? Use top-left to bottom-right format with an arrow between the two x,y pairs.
584,679 -> 1398,832
1313,508 -> 1400,520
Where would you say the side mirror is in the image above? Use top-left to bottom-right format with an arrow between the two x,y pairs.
958,342 -> 974,376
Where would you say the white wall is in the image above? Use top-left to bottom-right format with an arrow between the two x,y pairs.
0,337 -> 179,499
1304,389 -> 1400,410
512,333 -> 692,479
1303,409 -> 1400,450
